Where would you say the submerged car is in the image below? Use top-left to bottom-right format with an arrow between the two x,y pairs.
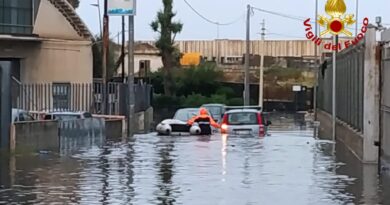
220,107 -> 271,137
156,108 -> 212,136
43,111 -> 93,121
201,103 -> 226,123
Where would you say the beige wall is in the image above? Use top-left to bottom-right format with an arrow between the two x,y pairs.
33,0 -> 84,40
0,0 -> 93,84
22,40 -> 93,83
0,39 -> 92,84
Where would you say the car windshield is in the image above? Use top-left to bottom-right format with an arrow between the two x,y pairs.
174,109 -> 199,121
227,112 -> 259,125
204,106 -> 222,116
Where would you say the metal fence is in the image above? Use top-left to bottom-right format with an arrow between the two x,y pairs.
317,41 -> 364,132
11,81 -> 152,115
381,43 -> 390,163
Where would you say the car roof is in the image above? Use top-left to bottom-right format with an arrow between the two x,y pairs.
177,108 -> 199,112
225,109 -> 260,114
202,104 -> 225,107
46,111 -> 86,115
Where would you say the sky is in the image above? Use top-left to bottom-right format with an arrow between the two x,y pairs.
77,0 -> 390,42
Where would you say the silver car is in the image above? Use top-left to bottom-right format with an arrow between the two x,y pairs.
220,109 -> 271,137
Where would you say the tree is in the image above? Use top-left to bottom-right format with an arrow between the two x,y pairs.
67,0 -> 80,9
92,35 -> 118,79
151,0 -> 183,96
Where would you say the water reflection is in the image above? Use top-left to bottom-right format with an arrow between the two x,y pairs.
1,127 -> 390,204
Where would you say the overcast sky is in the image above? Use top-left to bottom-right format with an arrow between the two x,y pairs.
77,0 -> 390,41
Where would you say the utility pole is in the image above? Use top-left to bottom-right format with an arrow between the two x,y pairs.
128,15 -> 135,137
259,19 -> 265,108
332,35 -> 338,142
314,0 -> 319,120
102,0 -> 109,114
355,0 -> 359,36
122,16 -> 126,83
244,4 -> 251,106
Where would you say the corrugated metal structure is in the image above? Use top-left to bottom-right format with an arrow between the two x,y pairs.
140,40 -> 322,58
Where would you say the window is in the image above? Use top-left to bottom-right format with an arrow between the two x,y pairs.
0,0 -> 38,34
174,109 -> 198,122
227,112 -> 259,125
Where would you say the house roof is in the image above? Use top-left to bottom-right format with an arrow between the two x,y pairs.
134,42 -> 159,54
48,0 -> 93,40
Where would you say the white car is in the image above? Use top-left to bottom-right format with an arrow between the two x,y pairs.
156,108 -> 211,136
220,107 -> 271,137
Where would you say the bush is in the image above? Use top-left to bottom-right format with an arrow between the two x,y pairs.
181,93 -> 209,107
228,98 -> 243,106
209,94 -> 227,104
216,87 -> 235,98
152,94 -> 184,109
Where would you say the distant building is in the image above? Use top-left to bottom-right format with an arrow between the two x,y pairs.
116,42 -> 163,77
0,0 -> 93,84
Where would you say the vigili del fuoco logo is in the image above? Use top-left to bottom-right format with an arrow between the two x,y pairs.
304,0 -> 369,51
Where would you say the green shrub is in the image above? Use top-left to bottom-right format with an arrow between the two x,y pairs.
209,94 -> 227,104
228,98 -> 243,106
152,94 -> 184,109
216,87 -> 235,98
181,93 -> 208,107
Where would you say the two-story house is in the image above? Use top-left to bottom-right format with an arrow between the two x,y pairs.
0,0 -> 93,84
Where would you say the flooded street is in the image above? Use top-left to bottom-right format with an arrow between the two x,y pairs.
1,116 -> 390,204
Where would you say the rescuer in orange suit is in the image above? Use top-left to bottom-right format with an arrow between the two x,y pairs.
187,108 -> 221,135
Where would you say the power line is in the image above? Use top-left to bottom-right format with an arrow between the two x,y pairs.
252,7 -> 306,22
183,0 -> 244,26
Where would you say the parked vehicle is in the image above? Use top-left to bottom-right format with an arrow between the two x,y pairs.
43,111 -> 93,121
220,107 -> 271,137
12,109 -> 35,123
156,108 -> 212,136
201,103 -> 226,123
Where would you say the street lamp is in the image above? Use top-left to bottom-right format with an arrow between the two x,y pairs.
91,0 -> 103,36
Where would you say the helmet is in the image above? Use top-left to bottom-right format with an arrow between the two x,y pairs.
199,108 -> 209,115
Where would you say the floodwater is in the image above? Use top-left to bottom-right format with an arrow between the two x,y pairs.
1,114 -> 390,205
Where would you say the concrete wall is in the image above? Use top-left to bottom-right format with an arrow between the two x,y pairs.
105,119 -> 124,139
363,29 -> 380,163
11,121 -> 59,153
318,110 -> 364,161
134,107 -> 153,134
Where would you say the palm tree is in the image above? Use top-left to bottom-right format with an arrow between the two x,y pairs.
151,0 -> 183,96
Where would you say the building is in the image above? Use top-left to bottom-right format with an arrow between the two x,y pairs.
117,42 -> 163,77
0,0 -> 93,84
